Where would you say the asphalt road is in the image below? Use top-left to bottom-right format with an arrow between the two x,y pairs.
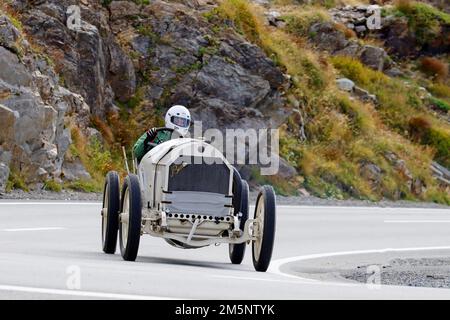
0,201 -> 450,299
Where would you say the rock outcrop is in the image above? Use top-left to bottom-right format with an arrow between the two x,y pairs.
11,0 -> 288,131
309,21 -> 393,73
1,0 -> 292,190
330,3 -> 450,58
11,0 -> 136,117
0,12 -> 90,189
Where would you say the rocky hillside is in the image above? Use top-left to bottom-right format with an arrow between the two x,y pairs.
0,0 -> 449,204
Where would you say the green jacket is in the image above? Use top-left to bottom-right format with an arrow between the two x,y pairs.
133,130 -> 172,163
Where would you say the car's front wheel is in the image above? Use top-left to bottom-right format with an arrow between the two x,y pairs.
252,186 -> 276,272
119,174 -> 142,261
102,171 -> 120,254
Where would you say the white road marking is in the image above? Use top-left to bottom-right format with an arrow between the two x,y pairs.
384,220 -> 450,223
3,227 -> 66,232
0,284 -> 177,300
210,274 -> 313,284
269,246 -> 450,283
0,202 -> 101,205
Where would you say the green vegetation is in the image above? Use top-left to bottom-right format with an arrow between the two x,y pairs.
6,170 -> 28,192
64,180 -> 99,193
331,55 -> 450,167
67,124 -> 123,192
43,180 -> 62,192
215,0 -> 449,203
282,7 -> 329,38
429,97 -> 450,112
392,0 -> 450,46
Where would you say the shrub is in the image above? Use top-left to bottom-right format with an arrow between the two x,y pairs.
5,170 -> 28,192
43,180 -> 62,192
334,23 -> 356,39
395,0 -> 413,12
428,83 -> 450,99
283,10 -> 329,38
429,97 -> 450,112
423,127 -> 450,167
419,57 -> 449,82
91,116 -> 114,145
217,0 -> 262,44
408,116 -> 431,142
65,180 -> 100,193
394,1 -> 450,46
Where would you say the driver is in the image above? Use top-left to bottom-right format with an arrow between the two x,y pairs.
133,105 -> 191,164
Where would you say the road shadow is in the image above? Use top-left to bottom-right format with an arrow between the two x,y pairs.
58,249 -> 255,273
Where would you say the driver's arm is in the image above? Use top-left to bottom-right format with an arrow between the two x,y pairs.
133,132 -> 147,163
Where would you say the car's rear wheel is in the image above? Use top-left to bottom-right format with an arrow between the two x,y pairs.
102,171 -> 120,254
119,174 -> 142,261
229,179 -> 249,264
231,167 -> 242,216
252,186 -> 276,272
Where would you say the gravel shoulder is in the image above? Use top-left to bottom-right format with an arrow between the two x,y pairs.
287,250 -> 450,289
0,189 -> 449,208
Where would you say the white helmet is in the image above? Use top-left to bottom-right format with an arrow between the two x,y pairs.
165,105 -> 191,136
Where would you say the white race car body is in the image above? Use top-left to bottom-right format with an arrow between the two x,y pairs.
137,138 -> 253,248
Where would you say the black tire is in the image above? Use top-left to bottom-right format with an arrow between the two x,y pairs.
102,171 -> 120,254
119,174 -> 142,261
229,180 -> 249,264
232,167 -> 242,216
252,185 -> 276,272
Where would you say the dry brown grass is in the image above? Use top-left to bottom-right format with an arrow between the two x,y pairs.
91,116 -> 115,145
334,22 -> 357,39
395,0 -> 413,12
408,116 -> 431,142
420,57 -> 449,82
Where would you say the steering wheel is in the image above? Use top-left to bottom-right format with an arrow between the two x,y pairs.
147,127 -> 174,148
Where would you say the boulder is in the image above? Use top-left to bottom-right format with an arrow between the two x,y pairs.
0,15 -> 21,53
336,78 -> 355,92
0,148 -> 12,193
62,160 -> 91,181
359,161 -> 382,189
0,47 -> 32,87
353,86 -> 378,104
384,67 -> 404,78
359,45 -> 387,71
0,104 -> 17,146
277,157 -> 298,180
309,22 -> 349,53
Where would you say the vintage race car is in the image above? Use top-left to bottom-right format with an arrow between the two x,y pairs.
101,128 -> 276,272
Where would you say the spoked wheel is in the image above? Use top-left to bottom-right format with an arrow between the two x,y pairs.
102,171 -> 120,254
119,174 -> 142,261
229,179 -> 249,264
252,185 -> 276,272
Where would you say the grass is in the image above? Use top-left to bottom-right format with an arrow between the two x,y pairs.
429,97 -> 450,112
67,124 -> 124,192
282,7 -> 330,38
391,0 -> 450,47
419,57 -> 448,82
64,180 -> 99,193
428,83 -> 450,100
5,170 -> 28,192
43,180 -> 62,192
215,0 -> 450,203
331,55 -> 450,167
